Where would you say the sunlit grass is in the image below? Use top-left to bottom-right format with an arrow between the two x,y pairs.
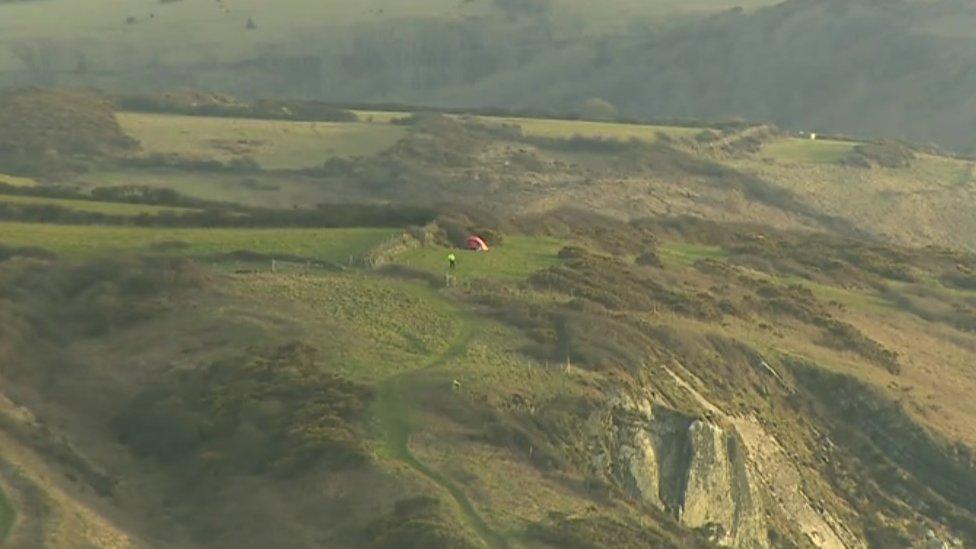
0,222 -> 395,261
80,169 -> 326,207
352,108 -> 707,142
395,236 -> 566,280
230,272 -> 463,380
118,112 -> 406,169
762,138 -> 857,164
479,116 -> 704,142
0,173 -> 37,187
352,110 -> 411,123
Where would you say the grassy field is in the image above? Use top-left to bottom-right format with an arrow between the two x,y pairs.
0,222 -> 395,260
0,487 -> 13,543
0,193 -> 194,216
477,115 -> 705,142
337,109 -> 706,143
395,236 -> 566,280
761,137 -> 857,164
230,270 -> 564,545
0,0 -> 773,45
78,169 -> 329,207
0,173 -> 37,187
232,272 -> 462,380
352,110 -> 411,124
118,112 -> 407,170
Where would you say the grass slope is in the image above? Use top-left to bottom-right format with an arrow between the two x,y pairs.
761,137 -> 857,164
226,270 -> 505,543
395,236 -> 566,281
372,316 -> 509,548
231,273 -> 461,380
79,169 -> 328,207
357,110 -> 708,142
484,116 -> 704,142
0,173 -> 37,187
0,0 -> 776,46
118,112 -> 406,169
0,222 -> 395,260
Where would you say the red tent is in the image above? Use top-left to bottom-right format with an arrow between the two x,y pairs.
466,235 -> 489,251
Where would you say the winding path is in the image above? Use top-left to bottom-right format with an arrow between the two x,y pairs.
372,318 -> 509,549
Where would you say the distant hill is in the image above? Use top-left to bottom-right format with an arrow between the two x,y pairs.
542,0 -> 976,154
5,0 -> 976,153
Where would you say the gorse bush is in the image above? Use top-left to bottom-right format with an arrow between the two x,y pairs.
0,88 -> 138,176
842,141 -> 916,169
113,343 -> 373,476
121,152 -> 262,173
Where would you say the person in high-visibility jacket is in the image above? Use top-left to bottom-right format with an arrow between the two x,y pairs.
448,252 -> 457,271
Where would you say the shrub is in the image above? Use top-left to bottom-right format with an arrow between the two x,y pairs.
842,141 -> 916,169
0,88 -> 137,176
635,250 -> 663,267
579,97 -> 619,121
366,496 -> 479,548
115,92 -> 358,122
113,343 -> 373,476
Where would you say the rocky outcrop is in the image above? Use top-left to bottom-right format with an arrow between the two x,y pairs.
587,393 -> 767,547
682,420 -> 766,547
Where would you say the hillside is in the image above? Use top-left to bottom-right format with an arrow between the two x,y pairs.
0,92 -> 975,548
7,0 -> 976,153
2,211 -> 976,548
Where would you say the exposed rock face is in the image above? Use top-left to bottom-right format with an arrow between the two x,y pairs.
682,420 -> 767,547
587,393 -> 767,547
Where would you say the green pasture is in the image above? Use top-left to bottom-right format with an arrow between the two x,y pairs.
354,108 -> 707,143
0,0 -> 771,46
117,112 -> 406,170
395,236 -> 566,280
761,137 -> 857,164
0,222 -> 395,261
233,272 -> 462,381
352,110 -> 411,124
78,170 -> 326,207
0,174 -> 37,187
477,115 -> 704,142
